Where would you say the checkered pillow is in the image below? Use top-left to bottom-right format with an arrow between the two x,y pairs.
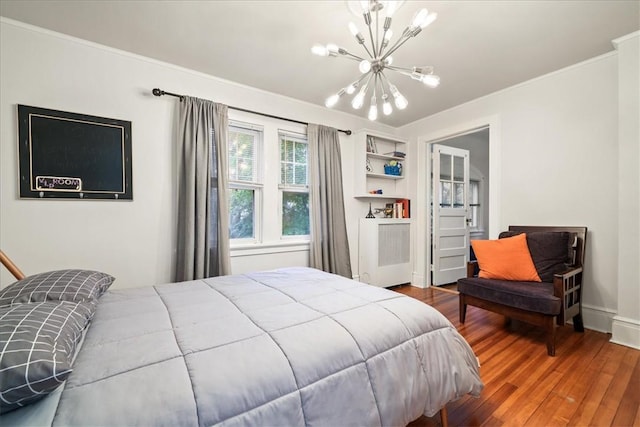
0,269 -> 114,307
0,301 -> 94,413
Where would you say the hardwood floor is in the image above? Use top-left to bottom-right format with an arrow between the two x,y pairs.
392,286 -> 640,427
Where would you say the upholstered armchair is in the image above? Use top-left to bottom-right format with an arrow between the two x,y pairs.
458,226 -> 587,356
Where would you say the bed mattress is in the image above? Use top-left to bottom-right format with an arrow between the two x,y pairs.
4,267 -> 482,426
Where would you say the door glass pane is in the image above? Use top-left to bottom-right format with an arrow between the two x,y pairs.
454,183 -> 464,207
229,188 -> 254,239
453,155 -> 465,181
439,153 -> 451,180
282,191 -> 309,236
440,182 -> 451,207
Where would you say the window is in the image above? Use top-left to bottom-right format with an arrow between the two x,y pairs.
279,132 -> 309,237
226,118 -> 310,249
228,123 -> 262,241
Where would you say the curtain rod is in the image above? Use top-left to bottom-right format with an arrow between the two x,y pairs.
152,88 -> 352,136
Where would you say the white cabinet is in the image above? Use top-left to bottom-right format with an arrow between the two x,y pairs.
358,218 -> 412,287
354,130 -> 409,200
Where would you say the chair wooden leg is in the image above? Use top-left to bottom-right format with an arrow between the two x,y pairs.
573,313 -> 585,332
545,316 -> 556,356
459,296 -> 467,324
440,406 -> 448,427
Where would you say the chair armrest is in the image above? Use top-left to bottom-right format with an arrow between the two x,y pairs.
553,266 -> 583,325
552,266 -> 582,297
467,261 -> 478,278
553,266 -> 583,280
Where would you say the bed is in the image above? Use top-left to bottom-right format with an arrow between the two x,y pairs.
1,267 -> 483,426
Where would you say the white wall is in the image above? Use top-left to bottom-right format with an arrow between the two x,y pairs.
0,19 -> 395,289
399,50 -> 623,333
611,32 -> 640,349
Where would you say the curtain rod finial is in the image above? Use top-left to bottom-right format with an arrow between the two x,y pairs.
152,88 -> 164,97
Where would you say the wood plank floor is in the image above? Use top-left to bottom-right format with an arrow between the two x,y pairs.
392,286 -> 640,427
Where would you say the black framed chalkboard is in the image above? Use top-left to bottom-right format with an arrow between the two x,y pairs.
18,105 -> 132,200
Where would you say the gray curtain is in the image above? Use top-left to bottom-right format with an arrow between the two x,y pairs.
175,96 -> 231,281
308,124 -> 353,278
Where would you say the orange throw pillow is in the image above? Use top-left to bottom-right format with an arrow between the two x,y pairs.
471,233 -> 541,282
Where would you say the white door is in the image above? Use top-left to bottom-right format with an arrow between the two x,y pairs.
432,144 -> 470,285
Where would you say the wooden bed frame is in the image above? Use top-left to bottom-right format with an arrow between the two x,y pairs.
0,250 -> 25,280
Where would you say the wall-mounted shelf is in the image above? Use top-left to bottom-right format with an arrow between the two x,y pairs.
354,194 -> 405,199
366,172 -> 403,180
354,130 -> 409,200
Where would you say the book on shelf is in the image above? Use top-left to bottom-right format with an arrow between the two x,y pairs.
396,198 -> 410,218
385,199 -> 410,218
366,136 -> 378,153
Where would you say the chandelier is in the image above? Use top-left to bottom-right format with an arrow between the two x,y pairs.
312,0 -> 439,121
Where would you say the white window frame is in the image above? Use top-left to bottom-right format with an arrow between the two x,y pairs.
226,111 -> 311,256
228,121 -> 263,244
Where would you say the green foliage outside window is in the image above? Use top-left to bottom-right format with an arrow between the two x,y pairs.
282,191 -> 309,236
229,188 -> 254,239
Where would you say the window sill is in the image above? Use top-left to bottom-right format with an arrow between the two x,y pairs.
230,240 -> 310,257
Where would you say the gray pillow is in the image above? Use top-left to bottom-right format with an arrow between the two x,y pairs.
0,269 -> 114,307
0,301 -> 94,413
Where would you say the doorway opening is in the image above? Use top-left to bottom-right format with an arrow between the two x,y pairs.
430,128 -> 489,287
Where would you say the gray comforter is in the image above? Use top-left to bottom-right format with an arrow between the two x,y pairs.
7,267 -> 483,426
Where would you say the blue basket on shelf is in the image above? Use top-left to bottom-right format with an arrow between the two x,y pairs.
384,164 -> 402,176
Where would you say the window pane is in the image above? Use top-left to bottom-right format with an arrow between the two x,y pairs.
440,182 -> 451,207
294,165 -> 307,185
280,134 -> 308,187
295,142 -> 307,163
282,191 -> 309,236
453,155 -> 465,181
229,188 -> 254,239
229,128 -> 258,183
439,154 -> 451,181
454,183 -> 464,207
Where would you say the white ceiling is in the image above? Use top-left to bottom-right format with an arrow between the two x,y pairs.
1,1 -> 638,127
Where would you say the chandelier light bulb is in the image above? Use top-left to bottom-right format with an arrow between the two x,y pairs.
348,22 -> 360,37
389,85 -> 408,109
384,56 -> 393,66
382,95 -> 393,115
368,96 -> 378,121
410,9 -> 429,29
325,93 -> 340,108
422,74 -> 440,88
394,94 -> 408,109
326,43 -> 339,56
346,84 -> 356,94
311,44 -> 329,56
359,60 -> 372,73
384,30 -> 393,41
352,90 -> 366,109
384,1 -> 401,18
421,12 -> 437,29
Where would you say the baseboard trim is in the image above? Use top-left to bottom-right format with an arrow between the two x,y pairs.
580,303 -> 616,334
411,272 -> 427,288
611,316 -> 640,350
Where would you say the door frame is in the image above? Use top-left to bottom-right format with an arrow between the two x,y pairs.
413,115 -> 501,288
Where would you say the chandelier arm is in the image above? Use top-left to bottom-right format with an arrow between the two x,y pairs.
341,55 -> 367,62
385,65 -> 414,73
375,8 -> 380,57
382,33 -> 417,60
378,28 -> 388,57
365,16 -> 377,58
358,42 -> 375,59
